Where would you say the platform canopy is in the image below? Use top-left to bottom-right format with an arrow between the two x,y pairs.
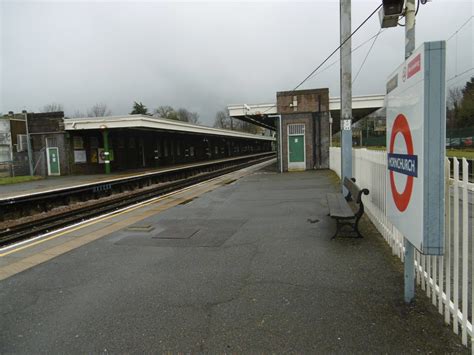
65,115 -> 275,141
228,94 -> 385,131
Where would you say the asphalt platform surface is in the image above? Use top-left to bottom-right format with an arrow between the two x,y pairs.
0,165 -> 466,353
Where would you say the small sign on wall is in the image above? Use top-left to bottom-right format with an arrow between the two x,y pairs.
343,119 -> 351,130
74,150 -> 87,163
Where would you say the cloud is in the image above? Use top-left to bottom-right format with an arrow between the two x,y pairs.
1,0 -> 472,124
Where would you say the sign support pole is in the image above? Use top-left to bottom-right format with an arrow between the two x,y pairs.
403,0 -> 416,304
340,0 -> 352,193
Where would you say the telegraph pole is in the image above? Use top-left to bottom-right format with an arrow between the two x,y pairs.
404,0 -> 416,304
340,0 -> 352,192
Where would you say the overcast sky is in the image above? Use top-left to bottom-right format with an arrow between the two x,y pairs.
1,0 -> 472,125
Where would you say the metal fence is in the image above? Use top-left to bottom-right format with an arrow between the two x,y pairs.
330,147 -> 473,349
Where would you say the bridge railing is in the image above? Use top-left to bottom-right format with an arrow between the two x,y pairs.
330,147 -> 473,348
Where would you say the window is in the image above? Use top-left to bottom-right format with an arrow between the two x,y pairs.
0,146 -> 10,162
46,137 -> 58,148
17,134 -> 27,152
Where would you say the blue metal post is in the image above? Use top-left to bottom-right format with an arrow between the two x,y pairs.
404,239 -> 415,303
403,0 -> 416,304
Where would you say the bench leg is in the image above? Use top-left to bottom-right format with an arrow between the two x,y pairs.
332,219 -> 363,239
331,220 -> 342,239
354,216 -> 364,238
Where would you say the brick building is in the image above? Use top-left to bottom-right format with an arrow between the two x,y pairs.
276,88 -> 330,172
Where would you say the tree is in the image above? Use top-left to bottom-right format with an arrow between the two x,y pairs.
87,103 -> 112,117
447,86 -> 463,128
42,103 -> 64,113
213,110 -> 231,129
458,77 -> 474,127
233,119 -> 261,134
130,101 -> 148,115
71,110 -> 86,118
177,108 -> 200,124
154,106 -> 178,120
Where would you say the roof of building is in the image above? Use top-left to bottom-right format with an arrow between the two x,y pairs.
228,94 -> 385,130
64,115 -> 275,141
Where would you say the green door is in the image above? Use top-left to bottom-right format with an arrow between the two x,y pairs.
289,135 -> 305,163
47,147 -> 60,175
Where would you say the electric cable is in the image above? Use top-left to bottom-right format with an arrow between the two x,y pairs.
262,3 -> 382,114
353,29 -> 382,84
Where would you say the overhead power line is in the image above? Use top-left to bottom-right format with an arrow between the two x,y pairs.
447,16 -> 473,42
309,30 -> 385,82
263,3 -> 382,114
353,29 -> 382,84
447,67 -> 474,83
292,3 -> 383,92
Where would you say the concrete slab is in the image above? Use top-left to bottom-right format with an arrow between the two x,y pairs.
0,165 -> 466,353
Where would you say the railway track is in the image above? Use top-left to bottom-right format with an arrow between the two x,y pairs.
0,153 -> 274,246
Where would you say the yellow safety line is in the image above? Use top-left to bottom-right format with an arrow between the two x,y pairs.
0,178 -> 217,257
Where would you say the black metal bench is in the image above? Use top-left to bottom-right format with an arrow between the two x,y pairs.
326,177 -> 369,239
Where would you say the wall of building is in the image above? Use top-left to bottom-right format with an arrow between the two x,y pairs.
68,128 -> 273,175
28,112 -> 70,176
277,89 -> 330,172
277,88 -> 329,114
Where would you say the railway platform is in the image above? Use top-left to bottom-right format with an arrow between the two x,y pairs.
0,155 -> 263,200
0,163 -> 465,353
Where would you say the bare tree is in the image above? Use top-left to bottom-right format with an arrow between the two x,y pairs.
234,120 -> 260,134
42,103 -> 64,113
213,110 -> 231,129
155,106 -> 178,120
447,87 -> 463,128
447,87 -> 463,110
71,110 -> 86,118
177,108 -> 200,124
87,103 -> 112,117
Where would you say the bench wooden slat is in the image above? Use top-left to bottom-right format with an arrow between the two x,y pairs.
326,193 -> 354,219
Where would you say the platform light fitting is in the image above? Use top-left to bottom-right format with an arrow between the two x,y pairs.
379,0 -> 405,28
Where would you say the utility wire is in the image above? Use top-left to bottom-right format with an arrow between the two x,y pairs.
292,3 -> 382,91
306,30 -> 385,83
263,3 -> 382,113
447,16 -> 473,42
447,68 -> 474,83
353,29 -> 382,84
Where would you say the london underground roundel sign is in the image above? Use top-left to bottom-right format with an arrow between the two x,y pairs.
388,114 -> 417,212
386,41 -> 446,255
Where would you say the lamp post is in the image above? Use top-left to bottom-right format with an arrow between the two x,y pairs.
22,110 -> 34,176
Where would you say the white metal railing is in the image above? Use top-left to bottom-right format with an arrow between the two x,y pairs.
329,147 -> 474,349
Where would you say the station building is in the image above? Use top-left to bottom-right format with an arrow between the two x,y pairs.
228,88 -> 384,172
0,112 -> 274,177
65,115 -> 274,174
